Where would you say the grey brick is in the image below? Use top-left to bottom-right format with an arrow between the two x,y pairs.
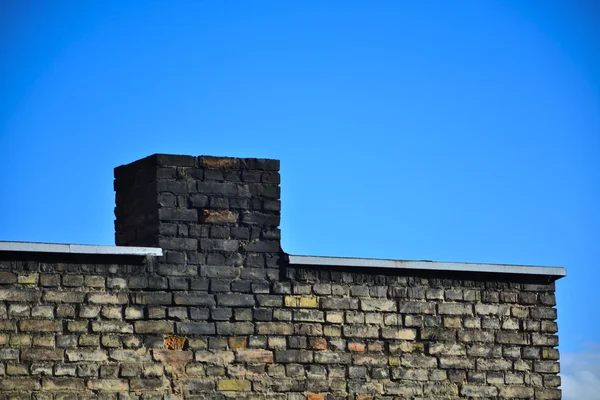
177,322 -> 216,335
217,294 -> 255,307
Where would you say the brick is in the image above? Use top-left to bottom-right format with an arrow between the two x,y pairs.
92,321 -> 133,333
275,350 -> 313,363
535,360 -> 560,373
385,382 -> 423,396
20,319 -> 62,332
477,358 -> 512,371
295,322 -> 323,336
129,378 -> 170,391
106,349 -> 150,363
498,386 -> 534,398
439,357 -> 475,369
324,325 -> 342,337
321,297 -> 358,310
18,272 -> 38,284
174,293 -> 214,306
200,238 -> 239,251
145,308 -> 164,321
254,322 -> 293,336
398,301 -> 435,314
43,291 -> 85,303
348,342 -> 366,352
158,208 -> 197,222
531,333 -> 559,346
135,321 -> 174,334
6,362 -> 28,375
400,353 -> 438,368
87,293 -> 128,304
438,303 -> 472,315
284,295 -> 317,308
85,275 -> 106,288
67,321 -> 88,333
531,307 -> 557,320
228,337 -> 248,349
309,337 -> 327,350
40,274 -> 61,287
428,343 -> 466,356
107,277 -> 127,289
62,275 -> 84,287
535,388 -> 561,399
31,305 -> 54,318
125,307 -> 144,319
10,334 -> 31,346
0,348 -> 19,360
0,320 -> 17,331
22,349 -> 63,361
41,378 -> 84,391
200,209 -> 238,223
475,303 -> 510,316
9,303 -> 29,317
195,351 -> 235,365
496,331 -> 529,345
256,295 -> 283,307
461,385 -> 498,397
101,306 -> 123,319
343,325 -> 379,338
381,328 -> 417,340
216,294 -> 255,307
0,289 -> 41,302
0,271 -> 17,284
216,322 -> 254,335
542,348 -> 560,360
236,349 -> 273,363
87,379 -> 129,391
361,299 -> 396,312
217,379 -> 251,391
153,349 -> 194,363
177,322 -> 217,335
352,353 -> 388,366
66,350 -> 108,362
241,211 -> 280,226
294,309 -> 324,322
458,330 -> 494,343
102,334 -> 120,348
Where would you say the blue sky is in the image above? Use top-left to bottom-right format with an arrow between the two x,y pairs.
1,1 -> 598,396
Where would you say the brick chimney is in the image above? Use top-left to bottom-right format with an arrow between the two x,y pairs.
114,154 -> 282,281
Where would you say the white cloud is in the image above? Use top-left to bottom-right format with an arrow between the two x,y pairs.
561,344 -> 600,400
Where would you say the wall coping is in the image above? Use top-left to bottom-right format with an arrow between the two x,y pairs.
0,241 -> 163,257
289,254 -> 566,278
0,242 -> 566,278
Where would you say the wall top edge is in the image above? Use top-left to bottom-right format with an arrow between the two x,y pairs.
0,241 -> 163,257
288,255 -> 567,278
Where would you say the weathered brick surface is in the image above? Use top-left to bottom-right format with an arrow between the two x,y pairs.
0,154 -> 562,399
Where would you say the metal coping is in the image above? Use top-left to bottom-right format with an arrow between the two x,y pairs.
0,241 -> 163,257
288,255 -> 566,278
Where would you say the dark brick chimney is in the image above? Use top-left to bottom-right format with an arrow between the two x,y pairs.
114,154 -> 282,281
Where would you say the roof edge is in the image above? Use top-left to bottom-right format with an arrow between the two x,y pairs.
288,255 -> 566,278
0,241 -> 163,257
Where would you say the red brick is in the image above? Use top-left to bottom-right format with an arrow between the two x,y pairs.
309,337 -> 327,350
348,342 -> 366,352
229,337 -> 248,349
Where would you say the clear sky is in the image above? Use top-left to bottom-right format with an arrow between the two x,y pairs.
1,1 -> 598,397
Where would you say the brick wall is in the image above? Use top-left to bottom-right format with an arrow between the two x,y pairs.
0,154 -> 562,399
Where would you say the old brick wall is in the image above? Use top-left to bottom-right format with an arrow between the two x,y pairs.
0,154 -> 561,399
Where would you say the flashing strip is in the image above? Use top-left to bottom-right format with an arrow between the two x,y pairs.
0,241 -> 163,257
288,255 -> 566,278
